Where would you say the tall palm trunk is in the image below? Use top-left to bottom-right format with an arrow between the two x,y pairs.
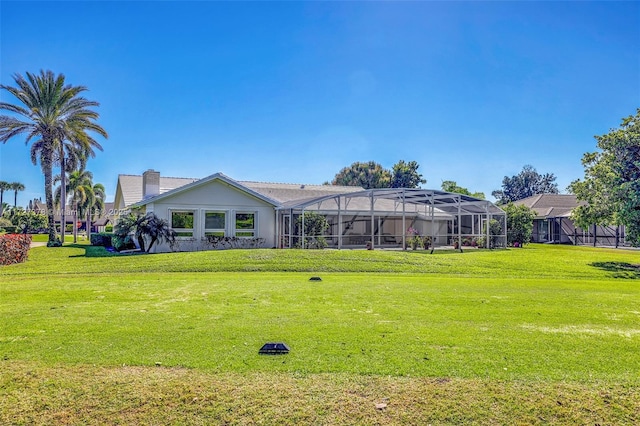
73,201 -> 78,243
43,150 -> 57,244
86,209 -> 93,243
59,153 -> 66,244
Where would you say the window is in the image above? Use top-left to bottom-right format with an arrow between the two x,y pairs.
235,212 -> 256,237
171,210 -> 194,237
205,211 -> 226,237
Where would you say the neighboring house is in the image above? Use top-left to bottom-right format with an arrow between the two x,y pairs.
31,199 -> 116,234
514,194 -> 627,246
113,169 -> 506,253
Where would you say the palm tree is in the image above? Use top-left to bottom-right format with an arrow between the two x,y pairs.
0,70 -> 108,244
38,140 -> 90,242
80,181 -> 105,243
0,181 -> 9,217
55,168 -> 93,243
9,182 -> 25,207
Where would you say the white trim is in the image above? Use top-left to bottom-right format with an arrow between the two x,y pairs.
170,208 -> 196,239
203,209 -> 228,238
233,210 -> 258,237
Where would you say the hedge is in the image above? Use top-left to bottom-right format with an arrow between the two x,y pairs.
90,232 -> 113,247
0,234 -> 32,266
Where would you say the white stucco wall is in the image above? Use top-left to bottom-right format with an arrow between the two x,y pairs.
143,180 -> 276,253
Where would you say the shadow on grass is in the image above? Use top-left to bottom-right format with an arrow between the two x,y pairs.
591,261 -> 640,279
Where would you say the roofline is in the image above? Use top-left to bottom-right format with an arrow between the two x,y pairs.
129,172 -> 280,208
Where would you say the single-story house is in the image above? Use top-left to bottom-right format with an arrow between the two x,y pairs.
31,199 -> 115,233
514,194 -> 628,246
113,169 -> 507,252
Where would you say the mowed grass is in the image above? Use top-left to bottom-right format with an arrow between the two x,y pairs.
1,244 -> 639,424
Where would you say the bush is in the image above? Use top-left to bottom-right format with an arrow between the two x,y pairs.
90,232 -> 113,247
112,234 -> 136,251
105,225 -> 113,232
1,226 -> 18,234
0,234 -> 32,265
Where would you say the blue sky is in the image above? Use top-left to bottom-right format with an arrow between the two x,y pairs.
1,1 -> 638,207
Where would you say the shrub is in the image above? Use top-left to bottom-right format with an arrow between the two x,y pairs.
90,232 -> 113,247
112,234 -> 136,251
0,234 -> 32,265
503,203 -> 536,246
105,225 -> 113,232
1,226 -> 17,234
47,239 -> 62,248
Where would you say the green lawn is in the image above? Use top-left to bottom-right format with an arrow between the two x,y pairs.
1,244 -> 639,424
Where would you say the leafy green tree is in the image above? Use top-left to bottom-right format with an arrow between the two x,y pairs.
569,108 -> 640,246
0,70 -> 107,244
502,203 -> 536,246
391,160 -> 426,188
295,211 -> 330,249
491,165 -> 559,204
10,208 -> 47,234
331,161 -> 392,189
0,181 -> 9,217
441,180 -> 485,199
9,182 -> 25,207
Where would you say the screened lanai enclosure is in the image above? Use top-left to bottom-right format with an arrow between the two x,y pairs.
276,188 -> 507,251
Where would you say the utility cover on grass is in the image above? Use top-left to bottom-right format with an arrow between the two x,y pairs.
259,342 -> 290,355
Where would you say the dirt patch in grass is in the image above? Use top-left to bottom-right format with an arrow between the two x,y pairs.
1,361 -> 637,425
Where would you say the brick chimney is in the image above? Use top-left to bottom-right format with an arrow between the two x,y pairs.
142,169 -> 160,199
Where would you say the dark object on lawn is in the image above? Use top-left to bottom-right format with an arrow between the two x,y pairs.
259,342 -> 290,355
309,276 -> 322,281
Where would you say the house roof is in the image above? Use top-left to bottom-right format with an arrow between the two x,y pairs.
241,181 -> 364,204
117,172 -> 365,208
115,174 -> 198,208
129,172 -> 285,208
513,194 -> 585,219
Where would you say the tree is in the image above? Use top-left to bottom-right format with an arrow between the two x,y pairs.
114,212 -> 176,253
491,165 -> 559,204
391,160 -> 426,188
80,181 -> 105,244
569,108 -> 640,246
0,181 -> 9,217
55,168 -> 93,243
331,160 -> 426,189
502,203 -> 536,246
9,182 -> 25,208
0,70 -> 107,245
10,208 -> 47,234
332,161 -> 392,189
441,180 -> 486,199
